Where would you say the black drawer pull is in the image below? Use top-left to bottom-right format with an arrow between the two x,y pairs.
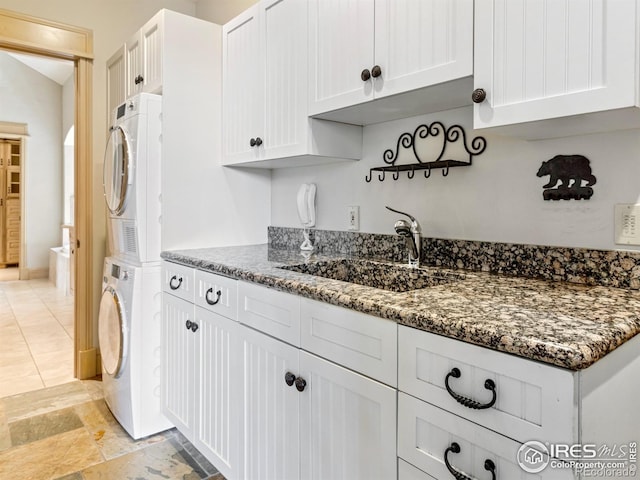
205,288 -> 222,305
169,275 -> 183,290
445,367 -> 496,409
445,442 -> 496,480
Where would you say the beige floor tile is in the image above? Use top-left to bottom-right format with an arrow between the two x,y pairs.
0,359 -> 40,380
0,374 -> 44,398
0,427 -> 103,480
2,381 -> 87,422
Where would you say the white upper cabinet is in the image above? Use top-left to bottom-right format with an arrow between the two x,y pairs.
309,0 -> 474,125
125,13 -> 164,97
473,0 -> 640,138
222,0 -> 362,167
106,46 -> 126,123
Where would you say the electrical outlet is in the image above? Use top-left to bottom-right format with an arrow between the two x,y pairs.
615,204 -> 640,245
348,205 -> 360,231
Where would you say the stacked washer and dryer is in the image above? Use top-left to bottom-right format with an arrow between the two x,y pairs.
98,93 -> 172,439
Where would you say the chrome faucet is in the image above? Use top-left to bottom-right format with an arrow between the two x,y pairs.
386,206 -> 421,267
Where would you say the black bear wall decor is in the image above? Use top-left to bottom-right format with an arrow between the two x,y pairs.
536,154 -> 596,200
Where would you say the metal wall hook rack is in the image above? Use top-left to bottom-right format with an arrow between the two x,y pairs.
364,122 -> 487,183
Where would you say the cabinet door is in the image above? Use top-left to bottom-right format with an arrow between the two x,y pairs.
106,46 -> 126,122
299,351 -> 397,480
308,0 -> 375,115
222,5 -> 263,165
474,0 -> 637,129
125,31 -> 142,99
374,0 -> 473,98
195,307 -> 241,480
261,0 -> 309,159
140,13 -> 164,94
242,325 -> 300,480
162,294 -> 199,440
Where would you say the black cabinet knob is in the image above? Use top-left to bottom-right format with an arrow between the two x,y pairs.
255,137 -> 263,147
285,372 -> 296,387
250,138 -> 256,147
185,320 -> 192,330
371,65 -> 382,78
295,377 -> 307,392
472,88 -> 487,103
191,322 -> 199,333
361,68 -> 371,81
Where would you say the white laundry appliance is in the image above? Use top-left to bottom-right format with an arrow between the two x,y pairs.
98,257 -> 171,439
103,93 -> 162,263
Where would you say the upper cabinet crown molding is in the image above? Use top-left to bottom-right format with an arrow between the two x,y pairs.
221,0 -> 362,168
0,8 -> 93,59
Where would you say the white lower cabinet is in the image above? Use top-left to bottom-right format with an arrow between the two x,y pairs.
162,268 -> 241,480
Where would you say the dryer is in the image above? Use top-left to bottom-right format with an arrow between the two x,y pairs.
98,256 -> 172,439
104,93 -> 162,264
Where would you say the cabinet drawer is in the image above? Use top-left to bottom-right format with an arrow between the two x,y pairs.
195,270 -> 238,320
398,459 -> 434,480
398,325 -> 575,445
398,393 -> 574,480
301,298 -> 397,387
238,281 -> 300,347
162,261 -> 196,302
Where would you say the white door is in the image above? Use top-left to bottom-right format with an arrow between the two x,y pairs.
299,351 -> 397,480
261,0 -> 309,159
98,286 -> 127,378
125,31 -> 142,99
373,0 -> 473,98
103,126 -> 131,216
195,307 -> 242,480
308,0 -> 375,115
473,0 -> 637,129
106,46 -> 126,124
242,325 -> 300,480
222,5 -> 263,165
162,294 -> 199,440
140,13 -> 164,94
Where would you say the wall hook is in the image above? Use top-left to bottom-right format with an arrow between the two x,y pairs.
393,168 -> 400,181
365,170 -> 373,183
407,167 -> 415,179
378,170 -> 385,181
424,165 -> 432,179
442,164 -> 450,177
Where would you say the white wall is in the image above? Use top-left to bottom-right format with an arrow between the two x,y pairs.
271,106 -> 640,251
196,0 -> 257,24
0,53 -> 63,270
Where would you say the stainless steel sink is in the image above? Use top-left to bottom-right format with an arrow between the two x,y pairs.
278,258 -> 462,293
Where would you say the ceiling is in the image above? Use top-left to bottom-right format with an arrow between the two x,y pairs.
4,51 -> 74,85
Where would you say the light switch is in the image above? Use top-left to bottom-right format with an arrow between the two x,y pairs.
615,204 -> 640,245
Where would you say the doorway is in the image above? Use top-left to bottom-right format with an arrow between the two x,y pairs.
0,9 -> 95,381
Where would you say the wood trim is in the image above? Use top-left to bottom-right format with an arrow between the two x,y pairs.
0,8 -> 95,379
0,8 -> 93,59
0,122 -> 28,136
74,57 -> 94,379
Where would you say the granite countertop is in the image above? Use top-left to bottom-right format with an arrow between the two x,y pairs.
161,244 -> 640,371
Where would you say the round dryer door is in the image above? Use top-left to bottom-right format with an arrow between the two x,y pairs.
98,286 -> 127,377
103,125 -> 131,215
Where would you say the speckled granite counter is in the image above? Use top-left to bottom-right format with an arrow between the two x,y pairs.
161,244 -> 640,371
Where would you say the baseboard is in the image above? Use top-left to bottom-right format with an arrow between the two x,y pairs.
77,348 -> 97,379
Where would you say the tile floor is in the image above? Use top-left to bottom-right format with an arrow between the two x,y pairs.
0,270 -> 75,398
0,380 -> 224,480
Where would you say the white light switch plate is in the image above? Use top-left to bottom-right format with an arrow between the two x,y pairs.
348,205 -> 359,231
615,204 -> 640,245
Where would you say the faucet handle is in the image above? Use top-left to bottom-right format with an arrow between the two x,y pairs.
385,205 -> 417,224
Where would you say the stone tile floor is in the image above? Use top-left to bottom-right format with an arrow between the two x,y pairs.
0,380 -> 225,480
0,272 -> 75,397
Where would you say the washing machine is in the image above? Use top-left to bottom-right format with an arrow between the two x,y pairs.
104,93 -> 162,264
98,256 -> 172,439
